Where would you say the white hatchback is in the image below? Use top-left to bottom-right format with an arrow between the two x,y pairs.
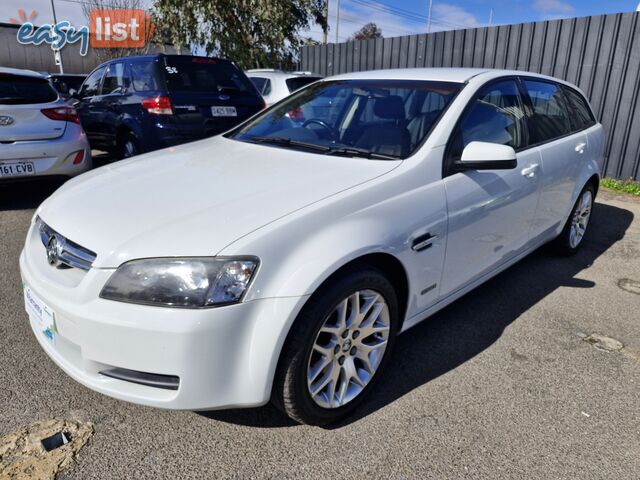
20,68 -> 604,425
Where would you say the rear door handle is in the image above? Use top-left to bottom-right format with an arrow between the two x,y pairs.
521,163 -> 539,178
412,233 -> 437,252
575,142 -> 587,154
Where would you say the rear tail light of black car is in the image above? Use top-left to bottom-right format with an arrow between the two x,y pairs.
141,96 -> 173,115
41,106 -> 80,124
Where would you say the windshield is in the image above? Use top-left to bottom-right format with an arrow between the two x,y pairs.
228,79 -> 462,159
163,56 -> 257,95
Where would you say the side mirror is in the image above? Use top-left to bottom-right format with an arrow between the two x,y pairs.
459,141 -> 517,170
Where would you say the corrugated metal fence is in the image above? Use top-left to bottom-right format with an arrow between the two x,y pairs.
300,12 -> 640,181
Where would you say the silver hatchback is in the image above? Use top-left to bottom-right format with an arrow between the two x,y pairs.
0,67 -> 91,181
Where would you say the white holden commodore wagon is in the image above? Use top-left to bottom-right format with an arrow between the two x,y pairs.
20,68 -> 604,425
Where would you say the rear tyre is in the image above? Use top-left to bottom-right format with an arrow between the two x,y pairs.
118,132 -> 140,160
272,268 -> 399,426
552,183 -> 595,256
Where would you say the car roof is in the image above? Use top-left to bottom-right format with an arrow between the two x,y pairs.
327,68 -> 576,86
246,69 -> 323,80
0,66 -> 45,78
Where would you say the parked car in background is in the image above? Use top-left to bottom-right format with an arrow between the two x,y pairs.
0,67 -> 91,181
246,69 -> 323,106
48,73 -> 86,101
21,68 -> 603,426
72,54 -> 264,159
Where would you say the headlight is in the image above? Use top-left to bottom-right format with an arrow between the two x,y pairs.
100,257 -> 259,308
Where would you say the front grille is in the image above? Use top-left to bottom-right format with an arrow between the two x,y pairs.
37,217 -> 97,271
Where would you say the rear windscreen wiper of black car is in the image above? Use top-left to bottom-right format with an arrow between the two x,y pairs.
249,136 -> 332,153
326,146 -> 400,160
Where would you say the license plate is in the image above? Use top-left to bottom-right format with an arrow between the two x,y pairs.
210,106 -> 237,117
23,284 -> 57,344
0,161 -> 35,177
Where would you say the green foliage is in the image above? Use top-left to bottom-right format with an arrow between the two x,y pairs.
152,0 -> 326,69
351,22 -> 382,41
601,177 -> 640,196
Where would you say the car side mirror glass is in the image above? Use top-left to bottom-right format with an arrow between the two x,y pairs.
458,141 -> 517,170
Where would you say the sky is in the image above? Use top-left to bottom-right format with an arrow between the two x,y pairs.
3,0 -> 640,43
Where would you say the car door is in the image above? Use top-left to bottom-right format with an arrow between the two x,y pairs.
440,79 -> 542,297
100,62 -> 128,151
75,65 -> 107,148
521,79 -> 588,236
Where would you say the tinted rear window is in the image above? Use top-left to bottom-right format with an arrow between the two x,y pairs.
0,75 -> 57,105
163,57 -> 257,95
286,76 -> 322,93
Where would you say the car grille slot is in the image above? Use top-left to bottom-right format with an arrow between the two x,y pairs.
37,218 -> 97,271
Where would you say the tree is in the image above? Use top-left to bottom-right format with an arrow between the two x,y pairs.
351,22 -> 382,41
152,0 -> 327,69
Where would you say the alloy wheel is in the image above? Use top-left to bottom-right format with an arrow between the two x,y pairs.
569,190 -> 593,248
306,289 -> 390,409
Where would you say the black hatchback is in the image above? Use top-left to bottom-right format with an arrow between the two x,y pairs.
74,54 -> 264,158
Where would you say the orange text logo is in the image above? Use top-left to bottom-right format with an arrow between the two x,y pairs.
89,9 -> 153,49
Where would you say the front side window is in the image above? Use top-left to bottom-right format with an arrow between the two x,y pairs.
286,76 -> 322,93
563,86 -> 596,131
102,63 -> 127,95
79,66 -> 106,98
228,80 -> 462,160
523,80 -> 572,143
448,80 -> 528,161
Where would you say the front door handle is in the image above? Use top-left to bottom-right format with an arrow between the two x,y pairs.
521,163 -> 539,178
575,142 -> 587,154
412,233 -> 437,252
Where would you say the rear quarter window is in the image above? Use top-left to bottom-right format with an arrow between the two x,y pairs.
562,86 -> 596,131
0,75 -> 58,105
130,61 -> 160,92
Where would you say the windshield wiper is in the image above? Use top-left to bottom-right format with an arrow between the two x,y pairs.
326,146 -> 400,161
249,136 -> 331,153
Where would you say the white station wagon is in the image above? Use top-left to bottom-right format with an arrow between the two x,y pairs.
20,68 -> 604,425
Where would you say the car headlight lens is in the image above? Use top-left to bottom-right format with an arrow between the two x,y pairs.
100,257 -> 259,308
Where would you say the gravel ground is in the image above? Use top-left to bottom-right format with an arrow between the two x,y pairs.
0,179 -> 638,479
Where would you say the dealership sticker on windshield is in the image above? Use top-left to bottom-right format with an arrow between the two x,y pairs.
211,106 -> 237,117
23,284 -> 57,345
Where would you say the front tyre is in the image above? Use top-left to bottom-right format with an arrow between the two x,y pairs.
273,268 -> 399,426
553,183 -> 595,255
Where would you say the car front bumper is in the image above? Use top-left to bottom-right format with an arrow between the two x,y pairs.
19,221 -> 306,410
1,126 -> 91,180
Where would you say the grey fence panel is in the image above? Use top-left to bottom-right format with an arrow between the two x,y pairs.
299,12 -> 640,180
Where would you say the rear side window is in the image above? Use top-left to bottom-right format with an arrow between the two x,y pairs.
163,56 -> 256,95
102,62 -> 127,95
448,80 -> 528,160
79,66 -> 106,98
563,87 -> 596,131
250,77 -> 271,95
286,76 -> 321,93
523,80 -> 572,143
130,61 -> 159,92
0,75 -> 57,105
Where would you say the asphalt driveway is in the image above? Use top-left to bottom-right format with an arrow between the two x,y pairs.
0,179 -> 638,479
